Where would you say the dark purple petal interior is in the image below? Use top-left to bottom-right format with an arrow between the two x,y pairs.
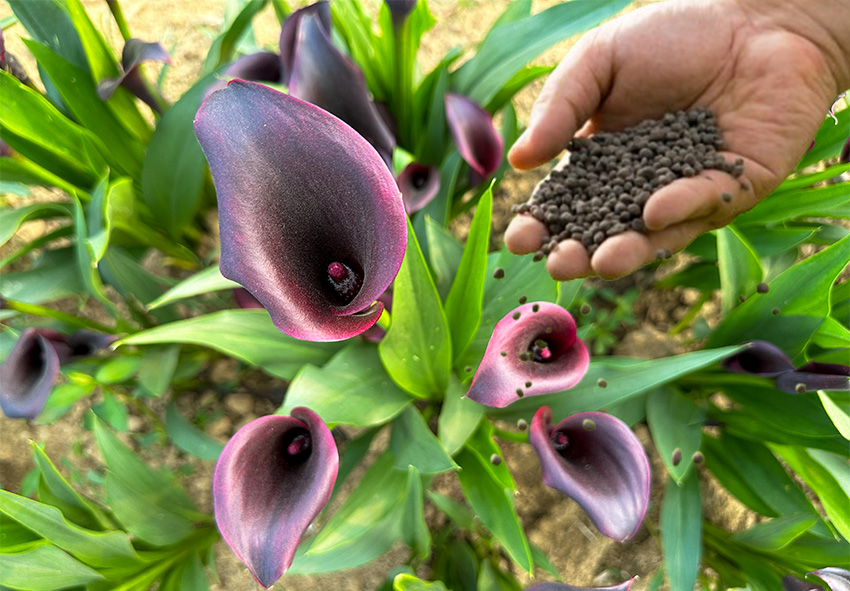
233,287 -> 265,309
279,1 -> 331,83
524,578 -> 635,591
194,80 -> 406,341
467,302 -> 589,408
213,408 -> 338,588
783,576 -> 823,591
722,340 -> 795,377
529,407 -> 650,542
809,568 -> 850,591
289,13 -> 395,167
398,163 -> 440,214
0,329 -> 63,419
445,93 -> 503,179
774,362 -> 850,394
65,330 -> 115,360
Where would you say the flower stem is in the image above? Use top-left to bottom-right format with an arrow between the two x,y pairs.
3,299 -> 119,334
492,427 -> 528,443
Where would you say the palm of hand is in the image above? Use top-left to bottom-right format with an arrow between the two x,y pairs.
506,0 -> 840,280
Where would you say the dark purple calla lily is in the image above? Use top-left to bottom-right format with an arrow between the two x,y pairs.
279,1 -> 332,84
840,136 -> 850,164
362,289 -> 393,343
385,0 -> 418,27
194,80 -> 406,341
0,329 -> 66,419
530,407 -> 651,542
445,93 -> 503,184
213,408 -> 338,588
525,579 -> 636,591
398,163 -> 440,214
467,302 -> 589,408
97,39 -> 171,113
810,568 -> 850,591
65,330 -> 117,360
774,362 -> 850,394
289,13 -> 395,167
722,340 -> 795,376
783,575 -> 823,591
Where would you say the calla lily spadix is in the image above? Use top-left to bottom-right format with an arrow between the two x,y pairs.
530,407 -> 651,542
213,408 -> 338,588
194,80 -> 406,342
467,302 -> 589,408
445,93 -> 503,184
525,579 -> 636,591
398,162 -> 440,214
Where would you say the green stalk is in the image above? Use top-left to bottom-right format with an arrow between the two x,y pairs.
3,299 -> 119,334
105,0 -> 132,42
492,426 -> 528,443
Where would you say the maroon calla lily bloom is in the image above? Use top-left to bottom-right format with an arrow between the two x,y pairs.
289,13 -> 395,167
782,576 -> 822,591
722,340 -> 795,376
279,1 -> 332,84
213,409 -> 338,588
97,39 -> 171,112
398,163 -> 440,214
467,302 -> 589,408
233,287 -> 264,309
809,568 -> 850,591
841,136 -> 850,164
525,579 -> 636,591
385,0 -> 418,27
530,407 -> 651,542
723,341 -> 850,393
194,80 -> 406,341
445,93 -> 503,183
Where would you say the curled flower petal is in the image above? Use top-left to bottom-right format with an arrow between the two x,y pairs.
213,408 -> 339,588
398,163 -> 440,214
809,568 -> 850,591
233,287 -> 264,309
279,1 -> 331,84
195,80 -> 406,341
467,302 -> 588,408
722,340 -> 795,377
385,0 -> 418,27
525,579 -> 636,591
0,329 -> 65,419
783,576 -> 823,591
289,13 -> 395,166
97,39 -> 171,112
775,362 -> 850,394
445,93 -> 503,180
361,289 -> 393,343
530,407 -> 651,541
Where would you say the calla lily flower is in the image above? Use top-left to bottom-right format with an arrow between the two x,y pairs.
398,163 -> 440,214
525,579 -> 636,591
279,1 -> 332,84
362,289 -> 393,343
445,93 -> 503,184
529,407 -> 651,542
840,136 -> 849,164
722,341 -> 795,376
809,568 -> 850,591
97,39 -> 171,113
385,0 -> 418,27
782,575 -> 822,591
467,302 -> 589,408
194,80 -> 406,341
289,13 -> 395,166
233,287 -> 264,309
723,341 -> 850,393
213,408 -> 339,588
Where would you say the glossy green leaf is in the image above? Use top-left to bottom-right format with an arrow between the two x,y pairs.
718,407 -> 849,456
32,443 -> 107,531
7,0 -> 87,70
390,406 -> 457,474
71,191 -> 117,315
438,374 -> 485,456
308,451 -> 407,555
798,108 -> 850,170
453,0 -> 633,104
425,216 -> 464,300
402,466 -> 431,560
415,58 -> 450,164
98,249 -> 178,325
332,427 -> 379,502
660,472 -> 701,591
0,202 -> 71,248
465,421 -> 514,489
445,185 -> 492,358
819,391 -> 850,441
95,356 -> 138,384
92,391 -> 129,431
484,65 -> 554,114
530,543 -> 562,582
147,266 -> 239,309
380,219 -> 452,398
280,342 -> 412,428
394,574 -> 449,591
426,492 -> 475,531
0,544 -> 104,590
646,388 -> 705,483
738,181 -> 850,227
118,309 -> 342,380
455,447 -> 531,572
0,489 -> 138,567
730,514 -> 818,552
0,249 -> 83,320
779,163 -> 850,193
720,385 -> 839,440
137,345 -> 180,397
204,0 -> 268,72
716,225 -> 762,316
812,316 -> 850,349
165,402 -> 224,461
781,533 -> 850,568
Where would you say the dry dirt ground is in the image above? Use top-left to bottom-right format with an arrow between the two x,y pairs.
0,1 -> 757,589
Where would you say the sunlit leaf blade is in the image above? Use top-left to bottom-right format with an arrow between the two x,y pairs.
0,545 -> 104,590
390,406 -> 456,474
401,466 -> 431,560
146,265 -> 239,310
819,391 -> 850,441
730,514 -> 819,552
660,472 -> 701,591
646,388 -> 705,483
438,374 -> 484,456
716,225 -> 762,316
166,401 -> 224,460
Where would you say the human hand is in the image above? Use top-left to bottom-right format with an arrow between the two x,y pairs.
505,0 -> 849,280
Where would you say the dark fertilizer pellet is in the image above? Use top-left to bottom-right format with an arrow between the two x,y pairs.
514,108 -> 740,257
757,282 -> 769,294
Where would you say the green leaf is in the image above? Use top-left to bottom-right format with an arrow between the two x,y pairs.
394,574 -> 450,591
95,356 -> 138,384
71,190 -> 118,315
35,381 -> 94,425
308,451 -> 407,555
92,391 -> 129,431
438,374 -> 485,456
819,390 -> 850,441
737,182 -> 850,226
484,65 -> 554,114
781,533 -> 850,568
716,225 -> 762,316
812,316 -> 850,349
165,401 -> 224,461
146,266 -> 239,309
719,385 -> 839,440
0,489 -> 138,567
0,545 -> 104,590
280,341 -> 412,428
117,309 -> 342,380
0,202 -> 71,248
465,421 -> 514,489
452,0 -> 633,104
390,406 -> 457,474
380,219 -> 452,398
530,543 -> 562,582
0,249 -> 84,320
426,491 -> 475,531
204,0 -> 269,72
730,514 -> 818,552
455,447 -> 532,572
137,345 -> 180,397
445,185 -> 492,358
742,226 -> 815,259
492,346 -> 744,422
709,234 -> 850,354
402,466 -> 431,560
424,216 -> 464,300
660,472 -> 701,591
646,388 -> 705,483
7,0 -> 87,70
797,108 -> 850,170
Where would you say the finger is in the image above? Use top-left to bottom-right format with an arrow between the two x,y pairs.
545,239 -> 592,281
508,30 -> 614,170
504,214 -> 549,255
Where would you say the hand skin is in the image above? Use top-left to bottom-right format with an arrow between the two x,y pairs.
505,0 -> 850,281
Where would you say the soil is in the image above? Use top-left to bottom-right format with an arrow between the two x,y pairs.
0,1 -> 756,590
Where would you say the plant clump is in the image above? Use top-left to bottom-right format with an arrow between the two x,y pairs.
513,108 -> 743,258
